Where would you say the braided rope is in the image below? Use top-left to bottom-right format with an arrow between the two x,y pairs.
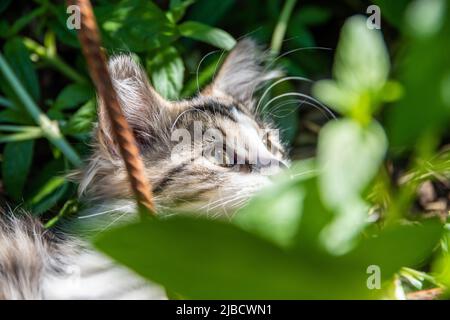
69,0 -> 155,215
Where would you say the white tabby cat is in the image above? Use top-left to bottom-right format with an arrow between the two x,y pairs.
0,39 -> 287,299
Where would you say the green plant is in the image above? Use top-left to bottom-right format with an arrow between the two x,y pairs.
95,5 -> 450,299
0,0 -> 449,299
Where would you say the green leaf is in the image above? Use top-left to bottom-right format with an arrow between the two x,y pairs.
25,158 -> 65,199
186,0 -> 235,27
334,16 -> 389,92
312,80 -> 353,115
30,177 -> 67,214
53,84 -> 94,110
234,161 -> 316,248
387,0 -> 450,149
432,227 -> 450,288
317,120 -> 387,252
294,178 -> 335,251
2,140 -> 34,200
95,214 -> 442,299
0,21 -> 9,38
95,0 -> 178,53
167,0 -> 196,23
0,109 -> 33,125
287,24 -> 316,48
405,0 -> 446,37
313,16 -> 390,123
147,46 -> 184,100
65,99 -> 97,135
372,0 -> 411,29
94,216 -> 361,299
178,21 -> 236,50
345,220 -> 443,276
28,176 -> 68,215
2,38 -> 40,103
319,197 -> 369,254
318,120 -> 387,208
296,6 -> 331,26
169,0 -> 183,7
180,53 -> 221,97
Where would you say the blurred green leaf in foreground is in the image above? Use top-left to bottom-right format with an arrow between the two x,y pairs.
93,9 -> 449,299
95,168 -> 442,299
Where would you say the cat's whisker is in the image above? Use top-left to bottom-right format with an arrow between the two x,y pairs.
265,46 -> 333,72
255,76 -> 313,114
230,198 -> 250,218
77,204 -> 133,220
211,50 -> 226,82
263,98 -> 305,120
224,196 -> 250,218
98,211 -> 129,234
267,99 -> 331,121
270,99 -> 305,114
202,196 -> 235,212
201,193 -> 233,212
260,92 -> 307,113
261,92 -> 336,119
207,193 -> 250,213
250,47 -> 333,111
196,50 -> 221,94
289,169 -> 319,178
202,190 -> 249,209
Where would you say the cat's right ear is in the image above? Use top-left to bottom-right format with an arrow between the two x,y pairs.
204,39 -> 281,104
96,55 -> 170,157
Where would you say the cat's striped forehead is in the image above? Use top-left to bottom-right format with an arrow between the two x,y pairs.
172,96 -> 263,131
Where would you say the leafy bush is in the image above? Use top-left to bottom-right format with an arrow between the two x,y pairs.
0,0 -> 449,299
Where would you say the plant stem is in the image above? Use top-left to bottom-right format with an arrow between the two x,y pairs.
0,129 -> 44,143
23,38 -> 87,84
44,199 -> 78,229
270,0 -> 298,56
0,125 -> 41,132
0,53 -> 82,166
401,267 -> 442,287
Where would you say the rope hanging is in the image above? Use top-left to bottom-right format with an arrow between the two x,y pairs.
68,0 -> 155,215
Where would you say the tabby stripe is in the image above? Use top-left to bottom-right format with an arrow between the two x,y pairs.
194,103 -> 237,122
152,162 -> 189,194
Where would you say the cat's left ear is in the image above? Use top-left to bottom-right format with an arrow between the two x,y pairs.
204,39 -> 281,104
96,55 -> 171,156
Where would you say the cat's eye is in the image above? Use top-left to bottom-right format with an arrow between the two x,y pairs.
204,144 -> 254,173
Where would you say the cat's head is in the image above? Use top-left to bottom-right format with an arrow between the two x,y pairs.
78,39 -> 288,217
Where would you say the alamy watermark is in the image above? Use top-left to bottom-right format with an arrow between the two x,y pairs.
66,5 -> 81,30
366,264 -> 381,290
366,5 -> 381,29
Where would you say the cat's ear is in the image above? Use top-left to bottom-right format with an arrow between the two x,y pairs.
204,39 -> 281,103
96,55 -> 170,156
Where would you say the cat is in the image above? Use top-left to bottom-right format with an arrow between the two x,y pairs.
0,39 -> 288,299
